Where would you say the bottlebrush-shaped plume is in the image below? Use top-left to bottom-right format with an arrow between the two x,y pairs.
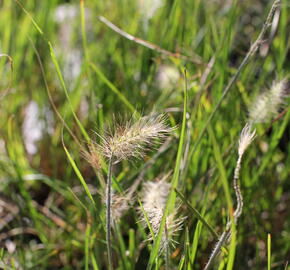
100,114 -> 174,162
249,78 -> 288,123
139,178 -> 184,252
88,113 -> 174,270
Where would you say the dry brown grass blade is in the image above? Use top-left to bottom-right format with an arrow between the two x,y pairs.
0,227 -> 38,242
34,201 -> 73,231
0,196 -> 19,230
0,53 -> 13,100
99,16 -> 204,65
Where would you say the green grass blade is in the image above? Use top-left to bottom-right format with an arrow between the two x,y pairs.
49,42 -> 90,142
268,234 -> 271,270
115,223 -> 131,269
129,229 -> 136,269
175,188 -> 219,240
138,198 -> 155,241
91,254 -> 100,270
189,220 -> 202,268
14,1 -> 90,142
80,0 -> 88,62
207,123 -> 236,269
89,62 -> 137,114
178,256 -> 185,270
207,123 -> 233,213
184,227 -> 190,269
85,221 -> 91,270
62,142 -> 96,207
147,69 -> 188,269
226,223 -> 236,270
14,0 -> 43,35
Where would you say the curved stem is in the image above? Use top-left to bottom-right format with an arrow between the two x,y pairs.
106,156 -> 113,270
233,155 -> 243,221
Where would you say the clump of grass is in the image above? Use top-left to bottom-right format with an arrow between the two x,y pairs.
2,0 -> 289,268
86,113 -> 173,269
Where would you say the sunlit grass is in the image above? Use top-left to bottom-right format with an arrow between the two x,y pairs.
0,0 -> 289,269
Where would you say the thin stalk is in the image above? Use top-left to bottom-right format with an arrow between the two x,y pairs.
268,234 -> 271,270
0,53 -> 13,100
203,154 -> 243,270
164,222 -> 170,270
106,156 -> 114,270
233,155 -> 243,221
98,16 -> 203,65
203,230 -> 230,270
174,188 -> 219,241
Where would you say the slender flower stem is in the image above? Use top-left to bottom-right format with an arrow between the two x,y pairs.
106,155 -> 113,270
98,16 -> 203,65
233,155 -> 243,221
204,123 -> 256,270
203,154 -> 244,270
204,230 -> 229,270
164,221 -> 170,270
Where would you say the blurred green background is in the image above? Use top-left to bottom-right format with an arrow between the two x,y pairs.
0,0 -> 289,269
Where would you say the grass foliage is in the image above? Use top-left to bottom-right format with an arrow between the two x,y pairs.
0,0 -> 289,269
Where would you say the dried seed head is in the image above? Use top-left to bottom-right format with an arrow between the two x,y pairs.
141,178 -> 171,211
81,143 -> 101,170
249,78 -> 288,123
103,191 -> 130,225
100,114 -> 174,162
111,193 -> 130,223
139,178 -> 184,252
238,123 -> 256,157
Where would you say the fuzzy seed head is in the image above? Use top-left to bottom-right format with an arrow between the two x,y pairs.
249,78 -> 288,123
111,193 -> 130,223
238,123 -> 256,156
139,178 -> 184,252
104,191 -> 130,225
101,114 -> 174,162
141,179 -> 171,210
81,143 -> 101,170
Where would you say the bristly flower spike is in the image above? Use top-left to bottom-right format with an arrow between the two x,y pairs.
139,176 -> 184,254
100,114 -> 174,162
97,113 -> 174,270
249,78 -> 288,123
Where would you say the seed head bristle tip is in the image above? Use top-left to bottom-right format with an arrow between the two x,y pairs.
101,114 -> 174,162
